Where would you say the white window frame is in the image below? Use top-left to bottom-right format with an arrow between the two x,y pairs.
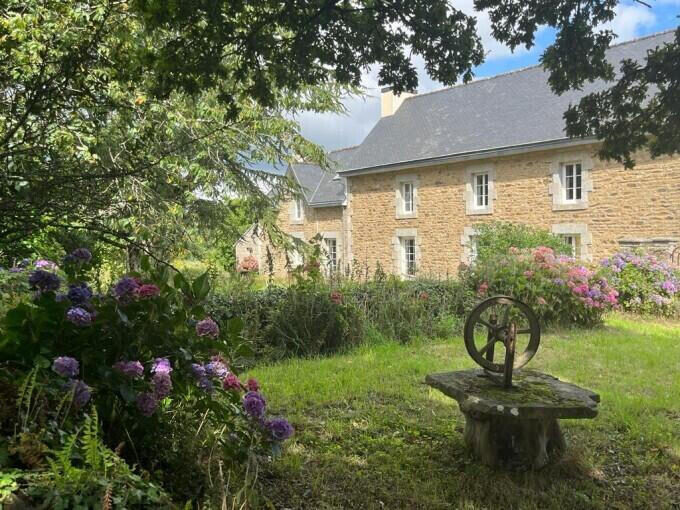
392,228 -> 420,277
395,174 -> 419,219
401,181 -> 414,214
549,153 -> 593,211
401,237 -> 417,277
552,224 -> 592,261
293,197 -> 304,221
473,172 -> 489,209
324,237 -> 338,272
464,164 -> 495,215
460,227 -> 480,264
560,234 -> 580,258
561,162 -> 583,203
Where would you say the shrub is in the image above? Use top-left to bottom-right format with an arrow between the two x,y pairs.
0,249 -> 293,505
471,222 -> 572,263
464,246 -> 618,326
601,251 -> 679,316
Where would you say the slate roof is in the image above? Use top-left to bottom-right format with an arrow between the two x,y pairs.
338,29 -> 675,175
289,146 -> 359,206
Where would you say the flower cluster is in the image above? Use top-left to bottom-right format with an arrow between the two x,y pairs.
63,248 -> 92,265
113,360 -> 144,378
35,259 -> 58,271
113,358 -> 174,415
66,306 -> 94,326
52,356 -> 91,408
191,355 -> 228,392
601,251 -> 679,315
28,269 -> 61,293
196,317 -> 219,338
67,283 -> 93,305
239,255 -> 259,273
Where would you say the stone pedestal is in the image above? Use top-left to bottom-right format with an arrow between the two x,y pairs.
426,369 -> 599,469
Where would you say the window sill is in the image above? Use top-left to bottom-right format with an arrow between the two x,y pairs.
290,219 -> 304,225
396,213 -> 418,220
552,201 -> 588,211
466,208 -> 493,216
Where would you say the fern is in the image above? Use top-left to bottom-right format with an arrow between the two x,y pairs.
82,409 -> 100,472
16,367 -> 38,431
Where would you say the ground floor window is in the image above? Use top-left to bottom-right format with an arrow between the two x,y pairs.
560,234 -> 581,258
401,237 -> 416,276
324,237 -> 338,271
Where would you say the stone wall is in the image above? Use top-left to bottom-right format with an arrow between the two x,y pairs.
346,144 -> 680,276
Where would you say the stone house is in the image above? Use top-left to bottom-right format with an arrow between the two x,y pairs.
236,30 -> 679,278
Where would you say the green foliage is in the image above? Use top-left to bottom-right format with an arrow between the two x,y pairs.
471,222 -> 572,264
464,246 -> 618,326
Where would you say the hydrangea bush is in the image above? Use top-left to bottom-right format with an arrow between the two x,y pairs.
465,246 -> 619,326
601,251 -> 679,316
0,249 -> 293,495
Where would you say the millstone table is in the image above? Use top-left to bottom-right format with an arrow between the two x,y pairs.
426,368 -> 599,468
426,296 -> 600,469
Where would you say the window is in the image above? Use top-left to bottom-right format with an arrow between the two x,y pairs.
401,237 -> 416,276
401,181 -> 414,214
473,173 -> 489,209
562,163 -> 582,202
560,234 -> 581,258
324,238 -> 338,271
293,198 -> 304,221
469,235 -> 479,262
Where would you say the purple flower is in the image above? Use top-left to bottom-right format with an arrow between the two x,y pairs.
190,363 -> 206,379
553,278 -> 565,286
67,283 -> 93,305
64,380 -> 91,408
28,269 -> 61,292
114,276 -> 139,298
198,377 -> 214,393
205,358 -> 229,378
70,248 -> 92,263
52,356 -> 79,378
152,357 -> 172,375
152,372 -> 172,399
660,280 -> 677,294
113,360 -> 144,378
136,392 -> 158,417
35,259 -> 57,271
196,317 -> 219,338
266,418 -> 294,441
66,307 -> 92,326
136,284 -> 160,298
243,391 -> 266,418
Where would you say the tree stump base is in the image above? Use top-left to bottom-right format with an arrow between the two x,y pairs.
426,369 -> 599,469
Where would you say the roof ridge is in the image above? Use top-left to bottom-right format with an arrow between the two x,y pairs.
400,27 -> 676,103
329,144 -> 361,154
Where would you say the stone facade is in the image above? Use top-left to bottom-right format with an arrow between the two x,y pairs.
345,144 -> 680,277
240,143 -> 680,279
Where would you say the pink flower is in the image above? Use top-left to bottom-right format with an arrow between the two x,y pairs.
330,291 -> 343,305
523,270 -> 534,278
246,377 -> 260,392
477,282 -> 489,296
418,291 -> 429,301
136,284 -> 160,298
537,297 -> 547,305
222,373 -> 242,391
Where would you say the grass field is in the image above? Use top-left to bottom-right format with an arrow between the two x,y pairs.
249,315 -> 680,510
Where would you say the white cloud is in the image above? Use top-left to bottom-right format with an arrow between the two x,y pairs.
605,2 -> 657,41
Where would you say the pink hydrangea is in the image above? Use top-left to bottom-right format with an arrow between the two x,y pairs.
196,317 -> 219,338
136,284 -> 160,298
223,373 -> 242,391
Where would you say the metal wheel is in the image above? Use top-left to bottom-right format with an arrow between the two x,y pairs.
464,296 -> 540,373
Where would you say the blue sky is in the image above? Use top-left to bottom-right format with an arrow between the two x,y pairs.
295,1 -> 679,152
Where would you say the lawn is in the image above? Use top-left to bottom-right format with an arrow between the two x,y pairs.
249,315 -> 680,510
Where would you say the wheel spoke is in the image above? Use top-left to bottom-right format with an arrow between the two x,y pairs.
477,318 -> 497,331
501,305 -> 510,328
478,338 -> 497,355
517,328 -> 532,334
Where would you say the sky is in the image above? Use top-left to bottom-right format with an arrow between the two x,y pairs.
294,1 -> 679,153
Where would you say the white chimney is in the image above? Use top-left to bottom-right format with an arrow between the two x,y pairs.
380,86 -> 415,117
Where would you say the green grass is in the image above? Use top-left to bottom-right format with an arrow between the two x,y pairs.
248,315 -> 680,509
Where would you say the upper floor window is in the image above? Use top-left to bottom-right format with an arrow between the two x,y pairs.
401,181 -> 414,214
401,236 -> 416,277
473,173 -> 489,209
293,197 -> 304,221
562,163 -> 582,203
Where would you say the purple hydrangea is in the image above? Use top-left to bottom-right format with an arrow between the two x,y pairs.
266,418 -> 294,441
243,391 -> 266,418
196,317 -> 219,338
35,259 -> 57,271
28,269 -> 61,292
136,392 -> 158,417
70,248 -> 92,263
66,307 -> 93,326
152,357 -> 172,374
197,377 -> 214,393
64,379 -> 91,408
113,360 -> 144,378
205,357 -> 229,378
114,276 -> 139,298
660,280 -> 677,294
52,356 -> 79,378
152,372 -> 172,399
190,363 -> 206,379
67,283 -> 93,305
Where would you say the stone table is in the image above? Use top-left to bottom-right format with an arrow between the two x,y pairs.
426,369 -> 600,469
